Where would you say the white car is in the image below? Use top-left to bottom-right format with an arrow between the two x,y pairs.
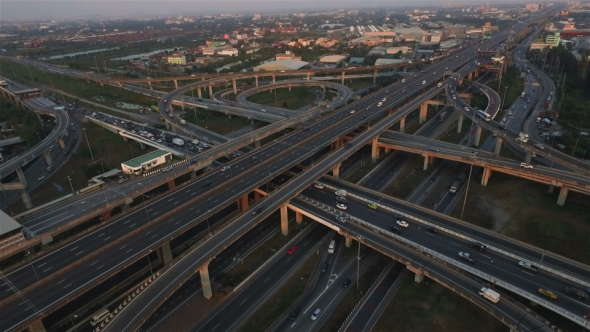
464,107 -> 470,112
221,166 -> 230,172
377,102 -> 382,107
534,143 -> 545,150
520,162 -> 533,169
508,111 -> 512,115
314,183 -> 324,189
458,252 -> 475,263
350,110 -> 355,114
38,175 -> 45,181
311,308 -> 321,321
336,203 -> 347,210
382,98 -> 386,102
396,220 -> 409,228
261,109 -> 267,112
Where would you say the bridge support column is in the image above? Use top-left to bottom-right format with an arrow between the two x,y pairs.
255,140 -> 261,148
385,147 -> 391,153
232,79 -> 237,94
524,150 -> 533,164
548,185 -> 554,193
333,162 -> 341,178
255,76 -> 259,87
280,203 -> 289,236
419,102 -> 428,124
157,241 -> 173,265
272,75 -> 276,84
345,235 -> 353,248
168,180 -> 175,190
399,116 -> 406,133
423,155 -> 429,171
557,186 -> 569,206
58,138 -> 66,150
307,73 -> 310,81
174,80 -> 178,89
16,167 -> 27,187
27,319 -> 47,332
407,266 -> 424,283
373,70 -> 378,84
197,87 -> 202,98
474,126 -> 482,147
240,194 -> 249,212
43,150 -> 53,166
190,170 -> 197,179
481,166 -> 492,186
341,72 -> 345,85
209,84 -> 213,97
371,136 -> 380,162
148,81 -> 153,90
296,211 -> 303,224
457,113 -> 464,134
199,263 -> 213,299
20,190 -> 34,210
139,142 -> 146,150
494,137 -> 503,157
255,191 -> 262,202
468,72 -> 473,80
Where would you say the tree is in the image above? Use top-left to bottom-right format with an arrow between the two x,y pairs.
184,68 -> 192,75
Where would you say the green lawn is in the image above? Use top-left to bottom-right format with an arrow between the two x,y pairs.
247,87 -> 317,110
487,67 -> 524,110
180,107 -> 251,135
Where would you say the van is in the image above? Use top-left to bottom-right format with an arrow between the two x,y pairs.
90,308 -> 110,326
328,240 -> 336,254
180,119 -> 186,125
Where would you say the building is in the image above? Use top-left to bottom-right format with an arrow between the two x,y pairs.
421,33 -> 441,44
236,33 -> 248,40
121,150 -> 172,175
526,3 -> 539,11
545,33 -> 561,47
318,55 -> 347,63
298,37 -> 315,47
219,48 -> 239,56
386,46 -> 412,54
253,59 -> 309,71
443,25 -> 467,39
375,58 -> 405,66
315,38 -> 339,48
0,209 -> 25,252
276,51 -> 300,60
327,29 -> 343,40
167,55 -> 186,65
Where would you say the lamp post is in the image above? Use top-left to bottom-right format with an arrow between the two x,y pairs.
67,176 -> 75,195
69,314 -> 78,332
356,236 -> 363,290
501,86 -> 508,111
25,250 -> 39,282
82,128 -> 94,160
460,164 -> 474,220
147,250 -> 153,275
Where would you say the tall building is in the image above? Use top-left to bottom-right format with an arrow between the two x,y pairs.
545,33 -> 561,47
327,29 -> 343,40
167,55 -> 186,65
526,3 -> 539,11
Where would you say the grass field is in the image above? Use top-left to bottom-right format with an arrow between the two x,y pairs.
180,107 -> 251,135
247,88 -> 317,110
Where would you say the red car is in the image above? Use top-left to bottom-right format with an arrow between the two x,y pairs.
287,246 -> 297,255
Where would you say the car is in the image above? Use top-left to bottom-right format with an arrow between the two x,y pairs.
341,278 -> 351,288
335,216 -> 347,223
336,203 -> 347,210
563,287 -> 588,300
464,107 -> 470,111
518,260 -> 537,272
360,115 -> 366,120
382,98 -> 386,102
37,175 -> 45,181
321,263 -> 328,273
221,166 -> 230,172
367,202 -> 377,209
390,226 -> 402,234
508,111 -> 512,115
425,225 -> 437,233
520,162 -> 533,169
534,143 -> 545,150
287,246 -> 297,255
164,99 -> 167,103
261,109 -> 267,112
203,181 -> 213,187
429,147 -> 439,152
458,252 -> 475,263
249,156 -> 259,162
314,183 -> 324,189
311,308 -> 321,321
470,242 -> 486,251
289,307 -> 301,320
538,288 -> 558,300
336,196 -> 347,203
396,220 -> 409,228
350,110 -> 356,114
251,206 -> 263,215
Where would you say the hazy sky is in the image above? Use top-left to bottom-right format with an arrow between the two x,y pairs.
1,0 -> 468,21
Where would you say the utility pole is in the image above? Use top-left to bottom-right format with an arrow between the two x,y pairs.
82,128 -> 94,160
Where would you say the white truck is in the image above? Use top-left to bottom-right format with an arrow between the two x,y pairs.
172,138 -> 184,146
335,189 -> 347,197
521,91 -> 526,98
517,132 -> 529,143
479,287 -> 500,303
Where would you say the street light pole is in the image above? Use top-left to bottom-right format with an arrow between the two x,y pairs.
70,314 -> 78,332
82,128 -> 94,160
25,250 -> 39,281
147,250 -> 153,275
460,164 -> 474,220
501,86 -> 508,111
67,176 -> 75,195
356,237 -> 362,290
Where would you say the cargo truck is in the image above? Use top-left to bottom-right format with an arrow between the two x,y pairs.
479,287 -> 500,303
536,112 -> 544,123
335,189 -> 347,197
517,132 -> 529,143
172,138 -> 184,146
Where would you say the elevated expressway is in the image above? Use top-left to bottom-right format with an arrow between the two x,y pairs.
0,43 -> 486,332
378,131 -> 590,203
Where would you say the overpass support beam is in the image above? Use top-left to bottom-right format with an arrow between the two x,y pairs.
168,180 -> 176,190
255,140 -> 261,148
272,75 -> 276,84
58,138 -> 66,150
494,137 -> 503,157
423,155 -> 429,171
481,166 -> 492,186
457,113 -> 464,134
27,319 -> 47,332
371,136 -> 380,162
407,266 -> 424,284
20,190 -> 34,210
333,162 -> 341,178
280,203 -> 289,236
548,185 -> 554,194
341,72 -> 345,85
419,102 -> 428,124
373,70 -> 378,84
43,150 -> 53,166
148,81 -> 153,90
174,80 -> 178,89
240,194 -> 249,212
139,142 -> 146,150
557,186 -> 569,206
524,150 -> 533,164
399,116 -> 406,133
296,211 -> 303,224
209,84 -> 213,97
16,167 -> 27,187
232,79 -> 237,95
157,241 -> 173,265
197,87 -> 202,98
474,126 -> 482,147
307,73 -> 311,81
255,76 -> 259,87
199,263 -> 213,299
345,236 -> 353,248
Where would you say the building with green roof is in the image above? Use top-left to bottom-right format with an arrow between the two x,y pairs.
121,150 -> 172,175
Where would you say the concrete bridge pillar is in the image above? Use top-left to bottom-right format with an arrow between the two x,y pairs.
296,211 -> 303,224
27,319 -> 47,332
494,137 -> 503,157
407,266 -> 424,283
272,75 -> 276,84
58,138 -> 66,150
139,142 -> 146,150
548,185 -> 555,193
255,191 -> 262,202
341,71 -> 345,85
240,194 -> 249,212
232,79 -> 237,95
371,136 -> 380,162
255,140 -> 261,148
199,262 -> 213,299
197,87 -> 202,98
474,126 -> 482,147
117,82 -> 123,87
190,170 -> 197,180
288,85 -> 291,92
20,190 -> 34,210
419,102 -> 428,124
400,116 -> 406,133
165,121 -> 171,130
481,166 -> 492,186
307,73 -> 311,81
468,72 -> 473,80
168,179 -> 175,190
524,150 -> 533,164
423,155 -> 429,171
16,167 -> 27,188
209,84 -> 213,97
174,80 -> 178,89
557,185 -> 569,206
373,70 -> 378,84
157,242 -> 173,265
255,76 -> 259,87
148,81 -> 153,90
333,162 -> 341,178
280,203 -> 289,236
385,147 -> 391,153
180,95 -> 185,110
345,235 -> 353,248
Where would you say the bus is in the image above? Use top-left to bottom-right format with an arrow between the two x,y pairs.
477,109 -> 491,121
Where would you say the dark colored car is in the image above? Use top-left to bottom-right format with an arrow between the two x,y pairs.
252,206 -> 263,215
341,278 -> 351,288
344,143 -> 352,148
470,242 -> 486,251
203,181 -> 213,187
390,226 -> 402,234
425,225 -> 437,233
321,263 -> 328,273
250,157 -> 258,162
289,307 -> 301,320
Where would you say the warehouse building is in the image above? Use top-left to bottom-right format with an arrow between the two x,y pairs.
253,59 -> 309,71
121,150 -> 172,175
